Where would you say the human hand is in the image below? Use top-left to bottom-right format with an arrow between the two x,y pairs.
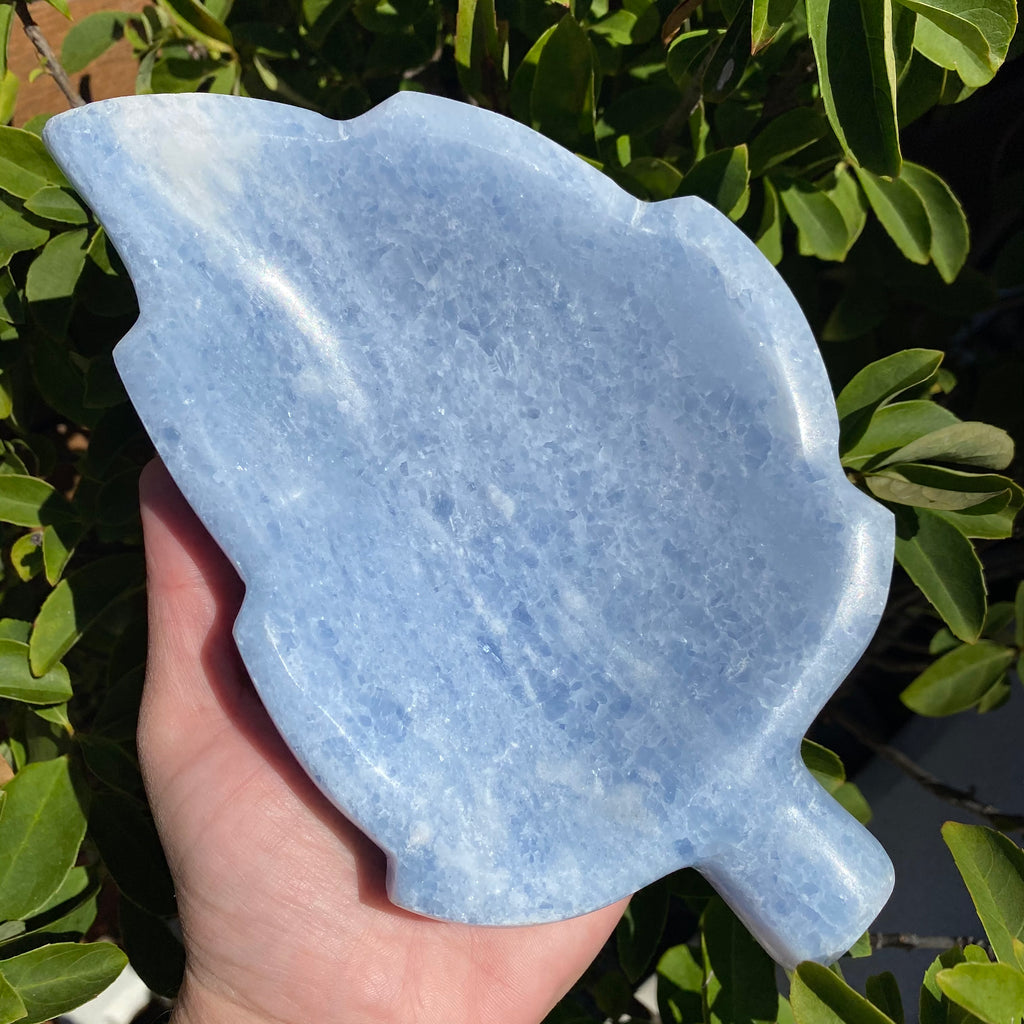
137,460 -> 626,1024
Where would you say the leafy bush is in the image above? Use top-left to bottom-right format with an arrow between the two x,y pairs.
0,0 -> 1021,1019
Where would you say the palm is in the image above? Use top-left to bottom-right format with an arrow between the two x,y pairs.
138,461 -> 625,1024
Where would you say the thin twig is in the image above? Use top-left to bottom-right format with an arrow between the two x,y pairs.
832,709 -> 1024,833
871,933 -> 992,954
15,0 -> 85,110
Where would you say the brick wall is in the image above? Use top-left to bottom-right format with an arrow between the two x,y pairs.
7,0 -> 146,125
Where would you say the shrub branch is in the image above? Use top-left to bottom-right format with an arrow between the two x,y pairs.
15,0 -> 85,110
870,933 -> 993,953
833,709 -> 1024,833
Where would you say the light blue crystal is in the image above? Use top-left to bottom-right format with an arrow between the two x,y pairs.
45,92 -> 895,967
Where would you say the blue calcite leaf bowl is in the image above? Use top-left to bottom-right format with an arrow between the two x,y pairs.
44,91 -> 895,967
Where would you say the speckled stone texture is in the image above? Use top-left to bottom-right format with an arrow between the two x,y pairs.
45,92 -> 895,967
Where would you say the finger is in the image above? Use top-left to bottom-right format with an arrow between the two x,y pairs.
136,459 -> 327,805
137,459 -> 253,758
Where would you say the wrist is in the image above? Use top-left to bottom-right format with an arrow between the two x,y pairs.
170,977 -> 287,1024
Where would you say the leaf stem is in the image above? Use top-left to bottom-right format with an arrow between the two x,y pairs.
15,0 -> 85,110
831,708 -> 1024,833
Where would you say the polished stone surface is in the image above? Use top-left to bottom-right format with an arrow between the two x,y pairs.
45,92 -> 895,966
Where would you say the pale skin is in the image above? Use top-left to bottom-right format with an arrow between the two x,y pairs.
138,460 -> 627,1024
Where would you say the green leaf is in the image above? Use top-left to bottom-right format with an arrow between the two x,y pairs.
88,791 -> 176,916
0,71 -> 17,131
0,942 -> 127,1024
913,22 -> 985,89
880,464 -> 1014,507
0,268 -> 24,325
865,464 -> 1011,512
25,228 -> 90,337
901,640 -> 1016,715
856,166 -> 931,263
0,868 -> 98,956
701,897 -> 777,1024
921,946 -> 986,1024
118,896 -> 184,999
832,166 -> 869,241
898,50 -> 948,125
893,507 -> 986,642
0,193 -> 50,259
681,146 -> 750,219
148,41 -> 227,93
0,758 -> 86,922
623,158 -> 683,201
791,961 -> 897,1023
617,879 -> 669,983
590,0 -> 660,45
657,944 -> 703,1024
23,187 -> 88,227
33,704 -> 72,735
835,349 -> 943,450
31,335 -> 95,427
41,0 -> 71,17
751,0 -> 798,51
899,162 -> 969,282
777,169 -> 864,261
749,107 -> 828,176
0,128 -> 69,200
893,3 -> 917,78
806,0 -> 901,177
877,422 -> 1013,470
932,480 -> 1023,540
204,0 -> 234,20
1015,582 -> 1024,651
834,781 -> 873,824
936,962 -> 1024,1024
0,372 -> 11,421
0,476 -> 75,529
455,0 -> 505,105
0,974 -> 25,1024
61,11 -> 127,74
602,85 -> 680,143
591,969 -> 634,1019
29,554 -> 146,676
523,15 -> 594,149
980,602 -> 1015,641
975,674 -> 1011,714
704,2 -> 752,102
0,620 -> 30,643
802,740 -> 872,822
801,737 -> 845,788
666,29 -> 716,87
943,822 -> 1024,966
866,972 -> 903,1023
902,0 -> 1017,87
41,522 -> 80,587
11,531 -> 43,580
301,0 -> 350,46
0,640 -> 72,705
755,178 -> 784,264
0,4 -> 15,81
77,735 -> 142,797
160,0 -> 234,52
